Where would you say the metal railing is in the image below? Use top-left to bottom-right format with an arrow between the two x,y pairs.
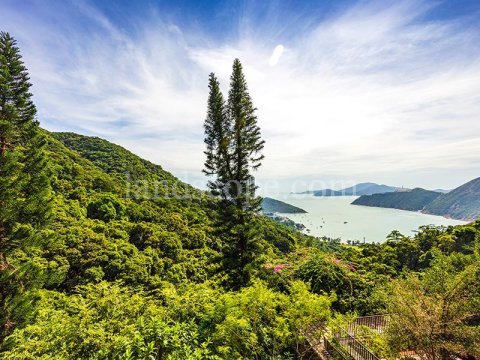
300,321 -> 327,356
329,326 -> 380,360
305,315 -> 387,360
349,315 -> 387,335
324,337 -> 353,360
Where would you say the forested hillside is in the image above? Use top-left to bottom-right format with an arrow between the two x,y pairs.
1,33 -> 479,359
424,177 -> 480,221
352,179 -> 480,221
352,188 -> 442,211
1,129 -> 479,359
53,132 -> 190,190
1,128 -> 330,356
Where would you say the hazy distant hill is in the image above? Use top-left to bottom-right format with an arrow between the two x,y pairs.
262,197 -> 307,213
424,177 -> 480,221
434,189 -> 451,194
339,182 -> 398,196
352,188 -> 442,211
311,189 -> 343,196
300,182 -> 398,196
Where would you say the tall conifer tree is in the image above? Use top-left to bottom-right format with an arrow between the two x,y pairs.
0,31 -> 53,337
203,73 -> 232,197
227,58 -> 265,211
203,59 -> 265,288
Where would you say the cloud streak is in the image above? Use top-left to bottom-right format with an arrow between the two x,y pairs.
1,0 -> 479,191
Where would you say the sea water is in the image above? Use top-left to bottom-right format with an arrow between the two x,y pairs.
276,194 -> 467,243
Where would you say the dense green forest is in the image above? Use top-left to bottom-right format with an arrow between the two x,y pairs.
2,128 -> 478,359
1,32 -> 479,359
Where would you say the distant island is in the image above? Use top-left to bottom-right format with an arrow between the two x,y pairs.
352,177 -> 480,221
299,182 -> 398,197
262,197 -> 307,214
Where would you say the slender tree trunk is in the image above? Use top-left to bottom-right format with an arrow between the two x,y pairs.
0,136 -> 5,258
0,137 -> 6,157
0,135 -> 7,269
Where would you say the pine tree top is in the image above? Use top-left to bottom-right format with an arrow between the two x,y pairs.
0,31 -> 38,149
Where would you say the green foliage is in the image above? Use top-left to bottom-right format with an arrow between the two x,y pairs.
296,253 -> 381,314
2,280 -> 332,360
53,132 -> 198,199
352,325 -> 394,359
203,59 -> 267,289
205,280 -> 331,359
0,31 -> 53,234
1,282 -> 216,360
0,32 -> 54,339
1,122 -> 478,357
0,31 -> 37,146
203,73 -> 231,196
226,58 -> 265,211
384,252 -> 480,358
1,37 -> 479,359
87,194 -> 126,222
0,122 -> 319,356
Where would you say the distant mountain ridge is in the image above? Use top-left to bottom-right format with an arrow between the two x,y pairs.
424,177 -> 480,221
433,189 -> 451,194
352,188 -> 442,211
351,177 -> 480,221
299,182 -> 398,197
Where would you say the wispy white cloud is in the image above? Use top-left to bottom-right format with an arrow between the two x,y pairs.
268,44 -> 284,66
1,0 -> 479,190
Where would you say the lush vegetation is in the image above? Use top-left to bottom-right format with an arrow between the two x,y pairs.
203,62 -> 266,288
385,252 -> 480,358
352,188 -> 442,211
1,126 -> 329,358
262,197 -> 307,214
0,33 -> 479,359
425,177 -> 480,221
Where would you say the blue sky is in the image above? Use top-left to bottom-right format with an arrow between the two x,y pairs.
1,0 -> 480,193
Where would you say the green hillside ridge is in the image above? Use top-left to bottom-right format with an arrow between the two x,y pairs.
53,132 -> 181,182
352,188 -> 442,211
424,177 -> 480,221
262,197 -> 307,213
53,132 -> 197,195
2,128 -> 480,358
51,131 -> 305,250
